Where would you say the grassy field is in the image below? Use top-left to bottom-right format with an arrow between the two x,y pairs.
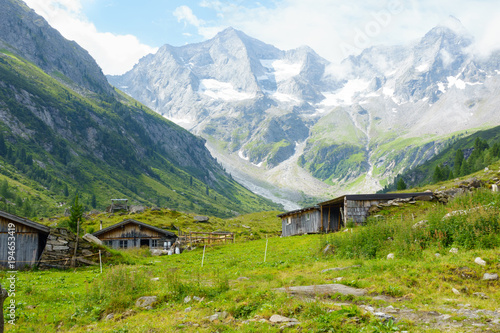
2,188 -> 500,332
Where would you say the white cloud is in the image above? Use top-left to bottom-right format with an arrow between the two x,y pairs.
190,0 -> 500,63
173,5 -> 205,27
23,0 -> 157,75
475,13 -> 500,57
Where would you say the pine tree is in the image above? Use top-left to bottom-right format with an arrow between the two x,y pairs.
0,179 -> 8,198
433,166 -> 443,183
91,194 -> 97,209
396,178 -> 407,190
0,133 -> 6,156
68,195 -> 84,233
454,149 -> 464,176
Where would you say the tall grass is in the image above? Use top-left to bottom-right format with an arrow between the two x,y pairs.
328,190 -> 500,259
84,265 -> 229,316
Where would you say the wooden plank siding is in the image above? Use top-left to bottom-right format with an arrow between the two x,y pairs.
281,209 -> 321,237
0,217 -> 48,269
93,220 -> 177,250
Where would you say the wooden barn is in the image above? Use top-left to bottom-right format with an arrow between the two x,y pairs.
92,219 -> 177,250
0,210 -> 50,269
280,192 -> 432,237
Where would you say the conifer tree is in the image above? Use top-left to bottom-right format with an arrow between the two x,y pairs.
0,133 -> 6,157
396,177 -> 407,190
68,195 -> 83,233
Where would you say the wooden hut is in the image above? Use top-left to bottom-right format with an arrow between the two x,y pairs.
279,206 -> 321,237
0,210 -> 50,269
280,192 -> 432,237
92,219 -> 177,250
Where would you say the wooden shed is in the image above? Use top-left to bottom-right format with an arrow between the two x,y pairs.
0,210 -> 50,269
279,192 -> 432,237
279,206 -> 324,237
92,219 -> 177,250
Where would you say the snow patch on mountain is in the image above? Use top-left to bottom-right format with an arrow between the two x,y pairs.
321,79 -> 370,106
272,92 -> 301,103
199,79 -> 255,101
260,59 -> 302,82
416,63 -> 430,72
447,76 -> 466,89
238,150 -> 249,161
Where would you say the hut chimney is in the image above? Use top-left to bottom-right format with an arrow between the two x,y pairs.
100,220 -> 103,230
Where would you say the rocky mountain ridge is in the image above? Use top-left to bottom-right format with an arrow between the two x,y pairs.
0,0 -> 281,216
108,18 -> 500,207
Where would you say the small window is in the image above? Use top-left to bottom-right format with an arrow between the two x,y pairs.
151,239 -> 158,248
287,217 -> 292,225
306,213 -> 310,221
119,240 -> 128,249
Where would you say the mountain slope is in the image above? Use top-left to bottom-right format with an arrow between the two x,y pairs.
0,0 -> 281,218
109,20 -> 500,206
0,0 -> 112,95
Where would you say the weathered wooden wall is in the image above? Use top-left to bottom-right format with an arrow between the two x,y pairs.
281,209 -> 321,237
0,219 -> 45,269
345,199 -> 381,224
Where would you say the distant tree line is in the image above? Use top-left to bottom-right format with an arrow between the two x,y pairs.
381,137 -> 500,193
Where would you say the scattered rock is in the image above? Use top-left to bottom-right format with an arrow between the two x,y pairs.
322,244 -> 333,255
387,253 -> 395,260
449,248 -> 458,254
269,314 -> 299,324
274,284 -> 367,297
237,276 -> 250,281
374,312 -> 396,322
483,273 -> 498,281
135,296 -> 158,309
193,296 -> 203,302
241,225 -> 251,229
473,292 -> 489,299
184,307 -> 192,313
435,253 -> 441,258
412,220 -> 427,229
151,277 -> 160,281
194,216 -> 209,223
475,257 -> 486,266
184,296 -> 192,303
129,205 -> 145,214
105,313 -> 114,321
205,311 -> 228,322
452,288 -> 461,295
321,265 -> 361,273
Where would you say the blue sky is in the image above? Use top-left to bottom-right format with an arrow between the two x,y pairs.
23,0 -> 500,75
